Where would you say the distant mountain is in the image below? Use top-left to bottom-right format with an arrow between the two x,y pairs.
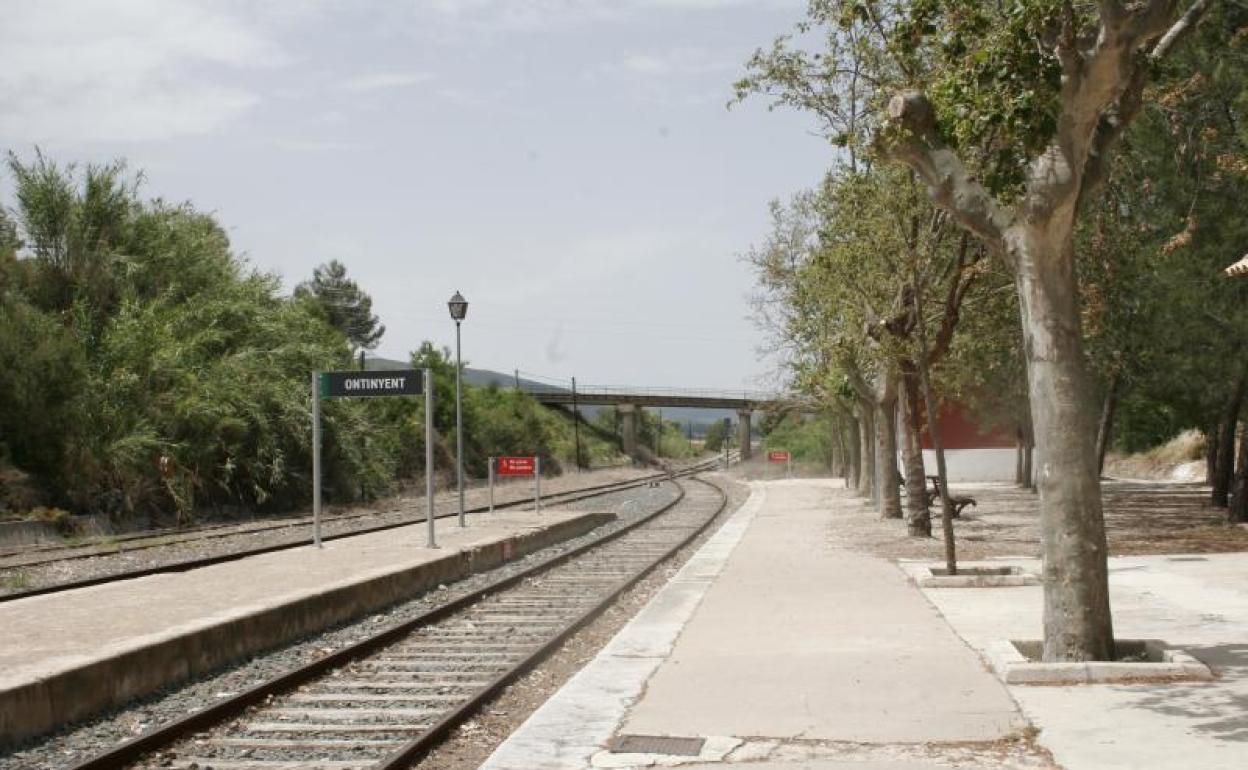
363,356 -> 557,393
362,356 -> 744,436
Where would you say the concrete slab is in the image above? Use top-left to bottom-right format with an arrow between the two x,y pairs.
663,758 -> 953,763
623,480 -> 1024,744
917,552 -> 1248,770
0,508 -> 609,745
896,561 -> 1041,588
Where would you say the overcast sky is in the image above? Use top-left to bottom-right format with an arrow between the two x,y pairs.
0,0 -> 829,392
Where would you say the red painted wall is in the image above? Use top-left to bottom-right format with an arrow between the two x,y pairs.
921,402 -> 1014,450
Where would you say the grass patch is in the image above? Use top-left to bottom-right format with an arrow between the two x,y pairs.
1,570 -> 31,591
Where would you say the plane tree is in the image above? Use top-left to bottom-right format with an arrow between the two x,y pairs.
739,0 -> 1226,661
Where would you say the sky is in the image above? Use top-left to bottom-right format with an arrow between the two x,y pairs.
0,0 -> 830,392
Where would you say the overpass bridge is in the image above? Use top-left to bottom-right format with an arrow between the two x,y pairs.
522,384 -> 794,460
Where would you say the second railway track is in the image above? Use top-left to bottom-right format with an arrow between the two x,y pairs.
64,474 -> 729,770
0,457 -> 730,602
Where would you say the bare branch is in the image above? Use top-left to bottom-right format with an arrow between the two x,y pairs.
1080,0 -> 1217,206
881,92 -> 1012,253
1152,0 -> 1215,59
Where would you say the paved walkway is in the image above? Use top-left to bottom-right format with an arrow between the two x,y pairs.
917,552 -> 1248,770
482,479 -> 1038,770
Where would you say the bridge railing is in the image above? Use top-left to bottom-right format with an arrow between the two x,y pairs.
522,383 -> 783,403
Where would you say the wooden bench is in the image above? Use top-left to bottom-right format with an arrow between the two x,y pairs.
925,475 -> 976,517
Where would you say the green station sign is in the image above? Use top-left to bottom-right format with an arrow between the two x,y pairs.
319,370 -> 423,399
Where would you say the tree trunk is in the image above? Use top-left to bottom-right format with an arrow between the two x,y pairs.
1010,225 -> 1114,662
1095,371 -> 1121,476
844,418 -> 856,482
874,375 -> 902,519
1206,421 -> 1219,485
1230,421 -> 1248,523
1022,418 -> 1036,492
898,369 -> 930,536
857,400 -> 875,500
827,419 -> 838,476
1015,427 -> 1026,486
918,362 -> 956,574
1212,370 -> 1246,508
846,415 -> 861,489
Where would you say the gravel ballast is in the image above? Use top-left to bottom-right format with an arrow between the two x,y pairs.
0,481 -> 684,770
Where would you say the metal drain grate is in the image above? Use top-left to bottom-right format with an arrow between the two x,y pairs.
610,734 -> 706,756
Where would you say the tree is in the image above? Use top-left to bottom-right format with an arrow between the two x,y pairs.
740,0 -> 1224,661
703,418 -> 727,453
295,260 -> 385,351
1,153 -> 386,516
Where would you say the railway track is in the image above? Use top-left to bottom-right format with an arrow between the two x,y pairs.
0,456 -> 730,603
0,464 -> 694,568
66,474 -> 729,770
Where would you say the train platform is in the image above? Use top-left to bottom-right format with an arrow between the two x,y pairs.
480,479 -> 1037,770
913,551 -> 1248,770
0,506 -> 611,747
483,478 -> 1248,770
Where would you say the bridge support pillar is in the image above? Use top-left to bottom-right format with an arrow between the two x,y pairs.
737,410 -> 753,461
619,404 -> 640,460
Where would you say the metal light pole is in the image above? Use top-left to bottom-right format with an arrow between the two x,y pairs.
448,291 -> 468,528
425,368 -> 437,548
571,376 -> 582,472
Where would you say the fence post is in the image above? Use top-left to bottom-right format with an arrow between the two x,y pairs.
535,456 -> 542,513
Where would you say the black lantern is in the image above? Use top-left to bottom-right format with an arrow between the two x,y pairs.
448,291 -> 468,321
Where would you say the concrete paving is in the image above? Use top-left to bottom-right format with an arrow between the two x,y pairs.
481,480 -> 1032,770
622,479 -> 1023,744
918,551 -> 1248,770
0,507 -> 607,744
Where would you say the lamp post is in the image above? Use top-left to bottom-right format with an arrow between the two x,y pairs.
448,291 -> 468,527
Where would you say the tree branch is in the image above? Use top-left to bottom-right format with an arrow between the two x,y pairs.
1079,0 -> 1217,206
1098,0 -> 1129,29
927,234 -> 976,366
1152,0 -> 1215,59
881,92 -> 1012,253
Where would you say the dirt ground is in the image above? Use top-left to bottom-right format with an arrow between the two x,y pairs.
820,478 -> 1248,561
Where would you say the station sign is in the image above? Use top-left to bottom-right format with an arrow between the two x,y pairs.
768,450 -> 791,463
312,367 -> 433,551
497,456 -> 537,477
320,370 -> 423,399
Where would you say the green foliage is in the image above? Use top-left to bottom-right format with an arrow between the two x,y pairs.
703,418 -> 726,453
0,153 -> 368,516
1079,6 -> 1248,449
761,413 -> 836,467
1,152 -> 631,519
741,0 -> 1246,458
0,296 -> 87,483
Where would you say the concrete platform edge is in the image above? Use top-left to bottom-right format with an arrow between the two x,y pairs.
479,484 -> 765,770
0,511 -> 611,747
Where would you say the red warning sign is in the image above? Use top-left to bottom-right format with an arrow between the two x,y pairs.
768,451 -> 791,463
497,456 -> 537,477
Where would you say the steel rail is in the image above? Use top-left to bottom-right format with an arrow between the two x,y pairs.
377,476 -> 728,770
0,460 -> 698,567
0,456 -> 728,603
62,475 -> 728,770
